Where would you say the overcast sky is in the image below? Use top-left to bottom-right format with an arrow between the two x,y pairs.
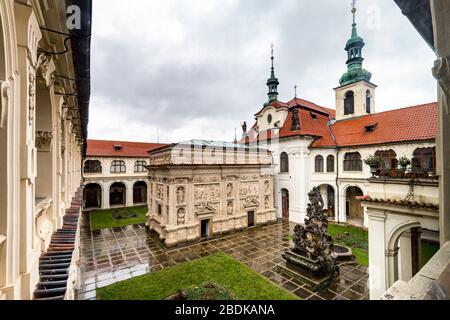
88,0 -> 437,143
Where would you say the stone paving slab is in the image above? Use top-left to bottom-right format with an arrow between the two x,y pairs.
75,214 -> 369,300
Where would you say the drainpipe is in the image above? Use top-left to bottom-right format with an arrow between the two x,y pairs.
328,120 -> 340,224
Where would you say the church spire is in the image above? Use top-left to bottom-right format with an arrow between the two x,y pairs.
339,1 -> 372,86
266,44 -> 279,102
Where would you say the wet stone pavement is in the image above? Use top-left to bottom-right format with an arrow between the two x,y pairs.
76,215 -> 369,300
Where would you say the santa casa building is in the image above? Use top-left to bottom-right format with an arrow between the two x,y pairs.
242,8 -> 438,228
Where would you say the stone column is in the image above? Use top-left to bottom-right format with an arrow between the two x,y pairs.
398,231 -> 413,282
367,208 -> 388,300
126,181 -> 134,207
103,183 -> 110,209
431,1 -> 450,245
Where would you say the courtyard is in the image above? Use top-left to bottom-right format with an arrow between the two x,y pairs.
76,211 -> 370,301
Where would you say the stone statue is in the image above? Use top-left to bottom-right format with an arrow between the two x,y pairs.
177,186 -> 185,204
227,201 -> 234,215
241,121 -> 247,135
283,187 -> 337,276
291,108 -> 300,131
226,183 -> 233,198
177,208 -> 186,225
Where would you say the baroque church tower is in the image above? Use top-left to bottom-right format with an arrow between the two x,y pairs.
335,5 -> 377,121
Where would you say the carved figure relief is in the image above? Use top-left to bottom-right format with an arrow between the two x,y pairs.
264,195 -> 270,209
156,184 -> 164,200
227,201 -> 234,216
177,186 -> 185,204
0,81 -> 9,129
239,182 -> 258,197
177,208 -> 186,226
194,184 -> 220,202
226,183 -> 233,198
264,180 -> 270,194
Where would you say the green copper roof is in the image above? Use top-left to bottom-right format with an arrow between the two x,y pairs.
339,8 -> 372,86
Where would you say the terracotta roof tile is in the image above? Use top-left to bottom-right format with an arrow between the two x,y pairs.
312,102 -> 438,147
86,140 -> 167,157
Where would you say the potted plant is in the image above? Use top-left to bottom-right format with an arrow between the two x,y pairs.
398,156 -> 411,171
364,155 -> 381,177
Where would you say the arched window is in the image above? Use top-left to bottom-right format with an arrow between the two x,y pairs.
412,147 -> 436,172
375,150 -> 398,169
134,160 -> 147,173
84,160 -> 102,174
315,155 -> 324,173
111,160 -> 126,173
280,152 -> 289,173
344,91 -> 355,115
327,155 -> 335,172
344,152 -> 362,171
366,90 -> 371,113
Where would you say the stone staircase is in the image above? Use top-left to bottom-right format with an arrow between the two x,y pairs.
33,188 -> 83,300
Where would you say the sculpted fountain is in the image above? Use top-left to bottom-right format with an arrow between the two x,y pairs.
280,187 -> 352,289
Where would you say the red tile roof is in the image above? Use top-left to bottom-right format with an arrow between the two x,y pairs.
86,140 -> 167,157
312,102 -> 438,147
244,100 -> 437,148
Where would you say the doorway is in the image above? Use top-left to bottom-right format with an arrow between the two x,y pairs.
200,219 -> 210,239
248,211 -> 255,227
281,189 -> 289,219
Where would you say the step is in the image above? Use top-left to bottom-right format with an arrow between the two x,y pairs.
39,268 -> 69,276
34,287 -> 67,298
34,295 -> 65,301
39,262 -> 71,270
37,280 -> 69,289
39,274 -> 69,281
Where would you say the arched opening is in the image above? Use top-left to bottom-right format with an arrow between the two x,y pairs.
366,90 -> 371,113
326,155 -> 335,172
134,160 -> 147,173
315,155 -> 324,172
389,224 -> 422,286
344,91 -> 355,115
83,183 -> 102,209
281,188 -> 289,219
110,182 -> 126,207
412,147 -> 436,174
345,186 -> 364,224
84,160 -> 102,174
280,152 -> 289,173
344,152 -> 362,171
318,184 -> 335,218
375,149 -> 398,170
133,181 -> 147,204
110,160 -> 126,173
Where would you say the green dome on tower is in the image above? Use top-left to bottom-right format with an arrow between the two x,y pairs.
339,6 -> 372,86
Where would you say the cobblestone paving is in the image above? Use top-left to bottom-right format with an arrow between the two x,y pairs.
76,215 -> 369,300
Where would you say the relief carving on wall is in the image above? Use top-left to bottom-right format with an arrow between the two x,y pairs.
194,184 -> 220,203
177,207 -> 186,226
156,184 -> 164,200
242,195 -> 259,208
227,201 -> 234,216
433,56 -> 450,113
36,131 -> 53,150
0,81 -> 10,129
264,180 -> 270,194
264,196 -> 270,209
195,202 -> 218,216
226,183 -> 234,198
239,181 -> 259,197
28,67 -> 36,125
177,186 -> 186,204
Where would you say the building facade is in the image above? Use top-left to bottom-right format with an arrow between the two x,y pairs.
242,7 -> 438,229
82,140 -> 165,210
146,141 -> 276,247
0,0 -> 91,300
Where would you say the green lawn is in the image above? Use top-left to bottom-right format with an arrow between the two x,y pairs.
89,205 -> 148,230
97,253 -> 298,300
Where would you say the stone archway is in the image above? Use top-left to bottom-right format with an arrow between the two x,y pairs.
387,222 -> 422,287
133,181 -> 147,204
345,186 -> 364,224
318,184 -> 335,218
109,182 -> 126,207
83,183 -> 102,209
